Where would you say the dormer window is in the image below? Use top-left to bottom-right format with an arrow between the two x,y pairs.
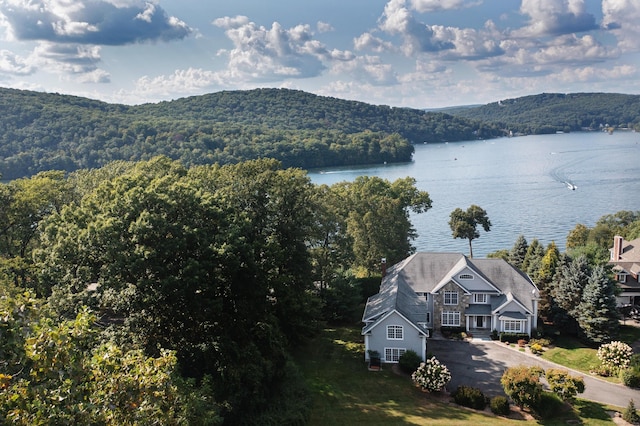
459,274 -> 473,280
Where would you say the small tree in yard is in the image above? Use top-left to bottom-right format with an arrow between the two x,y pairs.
500,366 -> 544,409
545,368 -> 585,402
623,399 -> 640,425
411,357 -> 451,392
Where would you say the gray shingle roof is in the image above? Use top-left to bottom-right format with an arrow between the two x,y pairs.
362,252 -> 539,334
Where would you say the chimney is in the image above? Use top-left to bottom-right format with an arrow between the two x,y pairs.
381,258 -> 387,277
613,235 -> 624,261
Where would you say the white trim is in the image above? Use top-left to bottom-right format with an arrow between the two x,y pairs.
386,325 -> 404,340
441,311 -> 461,326
492,292 -> 532,316
361,309 -> 429,336
444,290 -> 459,305
384,347 -> 407,363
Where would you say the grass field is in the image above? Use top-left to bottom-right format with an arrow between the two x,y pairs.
541,324 -> 640,383
295,327 -> 619,425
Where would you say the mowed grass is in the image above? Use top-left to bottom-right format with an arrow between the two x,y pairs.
295,327 -> 618,425
541,325 -> 640,384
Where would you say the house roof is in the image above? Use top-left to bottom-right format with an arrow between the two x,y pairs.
362,252 -> 539,335
610,237 -> 640,272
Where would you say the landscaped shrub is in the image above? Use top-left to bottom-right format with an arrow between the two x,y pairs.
529,337 -> 551,347
529,343 -> 543,355
545,368 -> 585,402
500,365 -> 544,408
411,356 -> 451,392
440,326 -> 465,337
491,329 -> 499,340
623,399 -> 640,424
532,392 -> 565,419
452,385 -> 487,410
597,341 -> 633,374
621,368 -> 640,388
490,396 -> 510,416
398,350 -> 422,374
499,333 -> 530,344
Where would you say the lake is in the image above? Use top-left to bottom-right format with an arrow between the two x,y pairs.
308,131 -> 640,258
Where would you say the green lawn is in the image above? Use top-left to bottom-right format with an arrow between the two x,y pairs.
541,324 -> 640,384
295,327 -> 619,425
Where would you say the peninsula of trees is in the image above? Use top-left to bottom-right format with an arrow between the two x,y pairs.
0,87 -> 500,180
447,92 -> 640,135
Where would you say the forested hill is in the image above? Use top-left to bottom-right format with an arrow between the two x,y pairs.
0,87 -> 501,180
447,92 -> 640,134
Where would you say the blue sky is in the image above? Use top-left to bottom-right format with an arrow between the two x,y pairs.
0,0 -> 638,108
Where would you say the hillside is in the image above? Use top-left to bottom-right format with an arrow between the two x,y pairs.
0,87 -> 500,180
448,92 -> 640,134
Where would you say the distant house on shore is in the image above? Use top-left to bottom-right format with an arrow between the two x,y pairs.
609,235 -> 640,306
361,253 -> 539,363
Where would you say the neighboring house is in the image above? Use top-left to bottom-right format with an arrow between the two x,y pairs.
609,235 -> 640,306
362,253 -> 540,363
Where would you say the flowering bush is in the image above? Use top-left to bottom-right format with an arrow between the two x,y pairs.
597,341 -> 633,373
411,356 -> 451,392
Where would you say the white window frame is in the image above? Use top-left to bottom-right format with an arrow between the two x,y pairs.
387,325 -> 403,340
441,311 -> 460,326
444,291 -> 458,305
459,274 -> 473,280
473,294 -> 488,304
384,347 -> 406,363
503,320 -> 523,333
618,273 -> 627,283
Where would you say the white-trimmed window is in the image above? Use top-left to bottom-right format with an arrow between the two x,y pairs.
385,347 -> 406,363
473,294 -> 488,304
618,273 -> 627,283
441,311 -> 460,326
459,274 -> 473,280
444,291 -> 458,305
387,325 -> 403,340
503,320 -> 523,333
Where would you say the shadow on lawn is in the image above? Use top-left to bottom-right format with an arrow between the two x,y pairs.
298,328 -> 505,425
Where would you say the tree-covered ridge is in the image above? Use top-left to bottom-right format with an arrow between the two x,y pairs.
448,92 -> 640,134
0,87 -> 500,179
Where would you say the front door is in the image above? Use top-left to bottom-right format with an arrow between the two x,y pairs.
476,316 -> 484,328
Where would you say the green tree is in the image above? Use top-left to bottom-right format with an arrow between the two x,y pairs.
566,223 -> 589,249
551,255 -> 591,333
577,265 -> 620,344
508,235 -> 528,269
334,176 -> 431,275
448,205 -> 491,258
500,365 -> 544,409
545,369 -> 585,402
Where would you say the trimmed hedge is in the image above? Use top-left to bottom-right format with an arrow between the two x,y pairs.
490,396 -> 510,416
499,332 -> 530,344
398,350 -> 422,374
452,385 -> 488,410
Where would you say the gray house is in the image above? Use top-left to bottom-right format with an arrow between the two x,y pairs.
362,253 -> 540,363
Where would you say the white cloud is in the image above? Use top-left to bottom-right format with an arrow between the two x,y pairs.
602,0 -> 640,51
0,49 -> 35,74
516,0 -> 598,37
134,67 -> 220,97
409,0 -> 479,13
212,16 -> 354,83
317,21 -> 333,33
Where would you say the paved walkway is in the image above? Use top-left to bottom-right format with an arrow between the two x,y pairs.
428,338 -> 640,408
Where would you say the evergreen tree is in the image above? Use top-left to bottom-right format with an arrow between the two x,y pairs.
508,235 -> 528,269
577,265 -> 619,344
552,255 -> 591,333
523,239 -> 544,277
536,242 -> 560,319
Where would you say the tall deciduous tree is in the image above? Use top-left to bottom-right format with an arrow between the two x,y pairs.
332,176 -> 431,276
448,204 -> 491,258
577,265 -> 619,344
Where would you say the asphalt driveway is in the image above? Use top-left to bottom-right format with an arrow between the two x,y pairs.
428,338 -> 640,408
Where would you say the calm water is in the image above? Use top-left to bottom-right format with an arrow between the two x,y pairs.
309,131 -> 640,257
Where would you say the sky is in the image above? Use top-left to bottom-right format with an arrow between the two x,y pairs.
0,0 -> 639,109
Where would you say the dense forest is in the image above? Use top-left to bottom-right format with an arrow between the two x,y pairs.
0,157 -> 431,424
448,92 -> 640,134
0,87 -> 501,180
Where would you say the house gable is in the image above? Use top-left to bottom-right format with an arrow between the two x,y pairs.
492,293 -> 532,316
